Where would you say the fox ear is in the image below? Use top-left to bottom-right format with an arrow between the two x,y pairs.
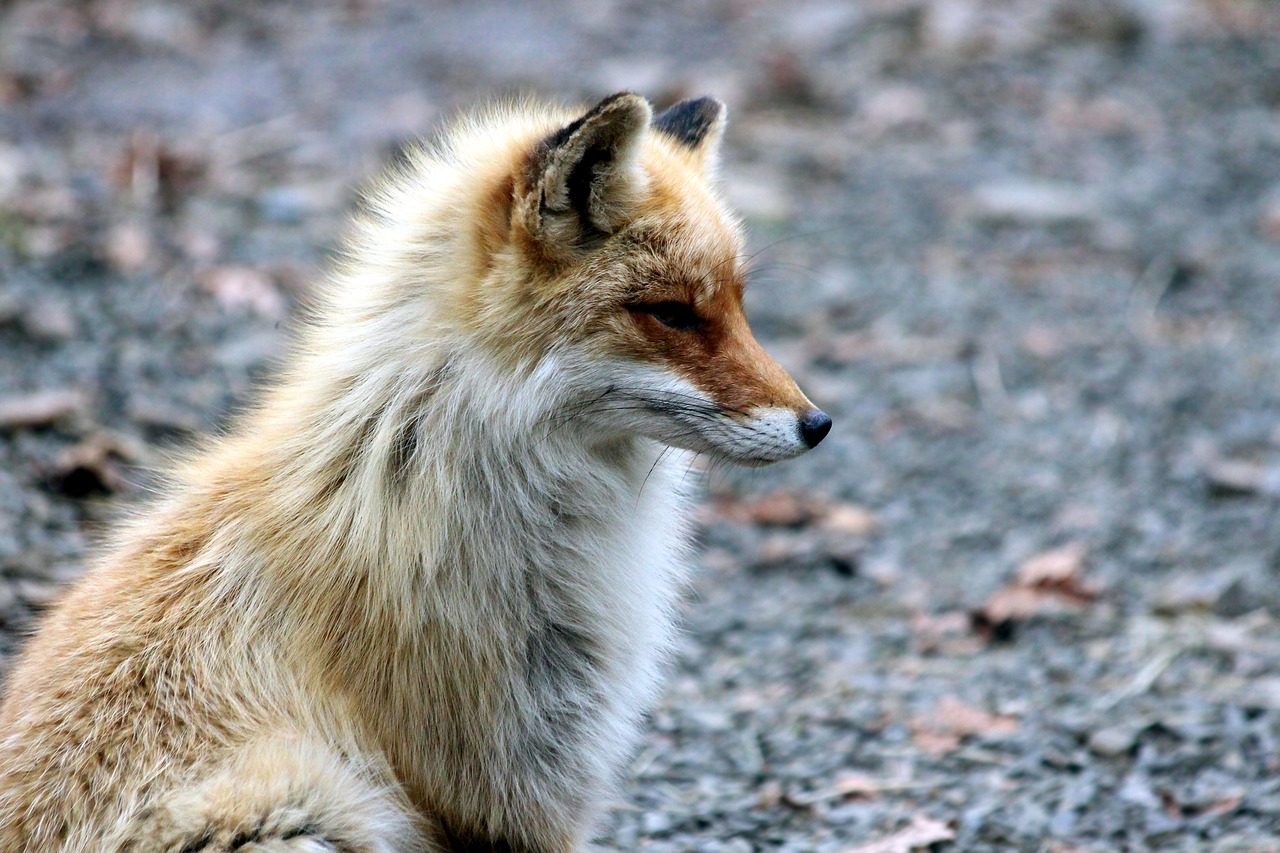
523,92 -> 651,256
653,97 -> 726,171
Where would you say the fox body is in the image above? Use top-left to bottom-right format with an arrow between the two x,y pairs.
0,94 -> 829,852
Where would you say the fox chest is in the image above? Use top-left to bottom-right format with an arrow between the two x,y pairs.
453,503 -> 680,748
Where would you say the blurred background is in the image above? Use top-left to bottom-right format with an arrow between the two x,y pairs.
2,1 -> 1280,850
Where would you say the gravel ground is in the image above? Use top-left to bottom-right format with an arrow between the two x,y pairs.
3,1 -> 1280,850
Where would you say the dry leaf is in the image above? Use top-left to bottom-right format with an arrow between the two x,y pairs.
975,542 -> 1101,631
784,771 -> 894,807
911,611 -> 983,655
909,694 -> 1018,755
1201,793 -> 1244,816
754,778 -> 784,809
842,815 -> 955,853
718,491 -> 819,527
1260,190 -> 1280,242
755,532 -> 812,565
112,131 -> 206,203
819,502 -> 880,536
933,694 -> 1019,736
708,491 -> 879,535
50,433 -> 151,497
828,771 -> 886,799
981,585 -> 1074,625
910,728 -> 962,756
1018,542 -> 1087,587
201,266 -> 288,318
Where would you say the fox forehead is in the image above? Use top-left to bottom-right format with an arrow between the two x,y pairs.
584,145 -> 745,303
438,99 -> 749,357
644,141 -> 741,258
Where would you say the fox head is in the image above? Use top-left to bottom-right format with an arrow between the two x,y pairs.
413,93 -> 830,465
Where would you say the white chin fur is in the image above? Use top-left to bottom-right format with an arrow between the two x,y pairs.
562,357 -> 809,466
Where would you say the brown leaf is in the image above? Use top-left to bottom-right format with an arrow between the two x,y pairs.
755,532 -> 814,565
708,491 -> 879,535
819,502 -> 880,536
906,728 -> 961,756
842,816 -> 955,853
720,491 -> 820,527
934,695 -> 1019,737
112,131 -> 206,204
828,771 -> 887,799
1018,542 -> 1087,588
783,771 -> 915,807
201,266 -> 288,318
754,778 -> 784,809
1202,793 -> 1244,817
975,542 -> 1101,631
909,695 -> 1018,755
50,433 -> 149,497
911,610 -> 983,655
981,585 -> 1075,625
1258,188 -> 1280,242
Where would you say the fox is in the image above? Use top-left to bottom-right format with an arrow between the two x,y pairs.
0,92 -> 830,852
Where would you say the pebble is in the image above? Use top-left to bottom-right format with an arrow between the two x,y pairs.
256,187 -> 316,225
0,388 -> 87,429
967,180 -> 1103,227
1088,725 -> 1138,757
860,85 -> 931,135
1154,568 -> 1240,615
1205,457 -> 1280,498
21,298 -> 77,342
1259,186 -> 1280,242
641,811 -> 673,836
13,578 -> 59,609
102,221 -> 153,273
1213,571 -> 1280,619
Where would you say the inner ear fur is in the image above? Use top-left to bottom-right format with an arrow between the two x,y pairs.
523,92 -> 651,256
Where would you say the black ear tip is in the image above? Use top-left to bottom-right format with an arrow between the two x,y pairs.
653,97 -> 726,149
672,95 -> 723,110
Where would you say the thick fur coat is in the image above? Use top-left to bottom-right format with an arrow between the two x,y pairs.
0,93 -> 827,852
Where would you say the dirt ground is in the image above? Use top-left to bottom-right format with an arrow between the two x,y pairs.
3,1 -> 1280,850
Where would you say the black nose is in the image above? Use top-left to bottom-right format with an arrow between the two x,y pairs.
798,409 -> 832,448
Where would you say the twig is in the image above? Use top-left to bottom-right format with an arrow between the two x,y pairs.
972,345 -> 1010,415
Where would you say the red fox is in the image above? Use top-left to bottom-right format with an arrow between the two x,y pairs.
0,93 -> 830,852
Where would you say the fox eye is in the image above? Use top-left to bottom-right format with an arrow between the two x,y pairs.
628,301 -> 702,332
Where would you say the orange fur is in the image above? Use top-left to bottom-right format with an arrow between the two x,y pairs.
0,93 -> 826,852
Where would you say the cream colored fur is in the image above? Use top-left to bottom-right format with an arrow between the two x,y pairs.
0,93 -> 823,852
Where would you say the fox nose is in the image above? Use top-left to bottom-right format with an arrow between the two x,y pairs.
798,409 -> 832,448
